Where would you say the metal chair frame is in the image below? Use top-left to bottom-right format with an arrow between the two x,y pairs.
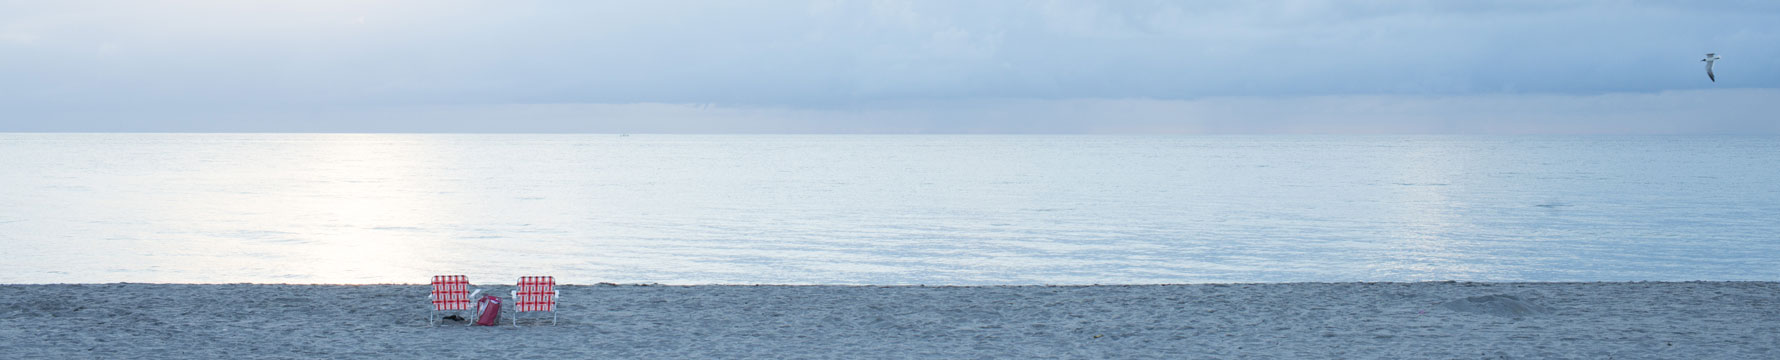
427,275 -> 483,326
509,276 -> 560,326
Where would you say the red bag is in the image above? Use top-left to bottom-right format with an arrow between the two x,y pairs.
474,295 -> 502,326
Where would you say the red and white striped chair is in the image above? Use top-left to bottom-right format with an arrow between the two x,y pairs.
508,276 -> 559,326
428,275 -> 483,326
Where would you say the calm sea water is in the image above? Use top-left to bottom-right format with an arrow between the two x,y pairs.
1,134 -> 1775,284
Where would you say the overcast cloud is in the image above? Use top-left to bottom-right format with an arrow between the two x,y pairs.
2,0 -> 1776,133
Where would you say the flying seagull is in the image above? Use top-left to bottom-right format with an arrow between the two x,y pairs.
1701,53 -> 1721,82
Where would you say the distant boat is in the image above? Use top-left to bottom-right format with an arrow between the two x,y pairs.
620,133 -> 630,137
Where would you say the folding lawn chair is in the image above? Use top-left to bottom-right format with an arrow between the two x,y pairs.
428,275 -> 483,326
509,276 -> 559,326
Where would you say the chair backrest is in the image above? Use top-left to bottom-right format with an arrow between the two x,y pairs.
514,276 -> 556,312
431,275 -> 473,311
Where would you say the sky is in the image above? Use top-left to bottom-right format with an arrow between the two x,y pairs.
2,0 -> 1777,134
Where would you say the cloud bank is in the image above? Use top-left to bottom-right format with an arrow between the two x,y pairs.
1,1 -> 1776,133
18,89 -> 1775,134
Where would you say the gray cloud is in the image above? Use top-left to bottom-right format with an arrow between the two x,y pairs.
17,89 -> 1776,134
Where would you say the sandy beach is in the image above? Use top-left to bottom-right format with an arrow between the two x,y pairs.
3,282 -> 1775,359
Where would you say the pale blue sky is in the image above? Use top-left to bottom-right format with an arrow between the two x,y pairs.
2,0 -> 1776,133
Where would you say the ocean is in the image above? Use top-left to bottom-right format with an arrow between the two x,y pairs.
1,134 -> 1775,284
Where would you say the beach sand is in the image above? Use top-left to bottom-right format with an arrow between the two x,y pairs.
3,282 -> 1775,359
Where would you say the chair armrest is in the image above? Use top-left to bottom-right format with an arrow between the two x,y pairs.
469,289 -> 483,299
